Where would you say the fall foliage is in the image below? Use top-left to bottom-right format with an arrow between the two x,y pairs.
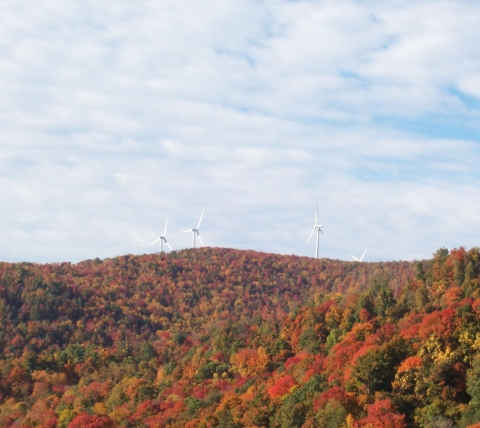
0,246 -> 480,427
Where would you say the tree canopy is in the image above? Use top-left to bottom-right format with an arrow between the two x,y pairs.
1,247 -> 480,427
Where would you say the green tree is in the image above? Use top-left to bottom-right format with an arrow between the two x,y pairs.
461,356 -> 480,427
315,400 -> 348,428
415,286 -> 429,312
416,262 -> 426,282
352,337 -> 409,393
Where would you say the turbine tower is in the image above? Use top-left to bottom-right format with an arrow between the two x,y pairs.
183,209 -> 204,248
150,218 -> 173,253
351,248 -> 367,262
306,201 -> 323,259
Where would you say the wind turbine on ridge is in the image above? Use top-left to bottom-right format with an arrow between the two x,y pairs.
150,218 -> 173,253
182,208 -> 204,248
306,201 -> 323,259
351,248 -> 367,262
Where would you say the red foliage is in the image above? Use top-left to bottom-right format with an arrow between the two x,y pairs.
316,300 -> 335,315
284,353 -> 311,371
358,308 -> 371,322
354,399 -> 406,427
417,308 -> 457,340
473,299 -> 480,315
211,351 -> 226,362
313,386 -> 356,412
129,400 -> 160,424
267,375 -> 297,399
324,335 -> 364,383
398,313 -> 423,339
377,324 -> 396,344
143,401 -> 185,427
351,345 -> 376,365
1,247 -> 479,426
68,413 -> 115,428
37,410 -> 58,428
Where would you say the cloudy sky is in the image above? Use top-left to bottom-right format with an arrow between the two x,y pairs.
1,0 -> 480,263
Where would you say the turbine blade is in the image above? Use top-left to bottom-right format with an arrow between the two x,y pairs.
360,248 -> 367,262
163,217 -> 168,237
319,228 -> 324,235
182,229 -> 192,233
306,226 -> 316,243
196,208 -> 204,229
166,242 -> 173,251
150,238 -> 160,245
351,255 -> 360,261
315,201 -> 318,224
197,233 -> 204,247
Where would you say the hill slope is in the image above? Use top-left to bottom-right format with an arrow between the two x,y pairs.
0,247 -> 479,427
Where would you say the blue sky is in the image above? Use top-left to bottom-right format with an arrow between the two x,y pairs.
1,0 -> 480,263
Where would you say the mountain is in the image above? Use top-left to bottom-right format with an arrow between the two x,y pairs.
0,247 -> 479,427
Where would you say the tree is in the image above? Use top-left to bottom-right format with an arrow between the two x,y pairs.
68,413 -> 115,428
352,337 -> 409,394
315,400 -> 348,428
354,399 -> 406,427
461,356 -> 480,427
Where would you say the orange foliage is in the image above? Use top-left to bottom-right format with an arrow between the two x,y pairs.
230,347 -> 269,377
445,286 -> 462,306
397,357 -> 422,373
0,247 -> 479,427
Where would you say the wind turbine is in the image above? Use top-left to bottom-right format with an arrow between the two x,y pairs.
150,218 -> 173,253
306,202 -> 323,259
351,248 -> 367,262
182,209 -> 204,248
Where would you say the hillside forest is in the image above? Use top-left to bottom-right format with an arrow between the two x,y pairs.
1,247 -> 480,427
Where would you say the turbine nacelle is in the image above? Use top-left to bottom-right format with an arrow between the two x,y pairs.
182,209 -> 205,248
150,218 -> 173,252
306,201 -> 323,259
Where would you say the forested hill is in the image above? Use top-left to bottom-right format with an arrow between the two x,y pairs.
0,247 -> 480,427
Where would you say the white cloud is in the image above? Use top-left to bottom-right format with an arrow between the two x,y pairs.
0,0 -> 480,263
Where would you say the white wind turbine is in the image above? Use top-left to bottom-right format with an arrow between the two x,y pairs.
351,248 -> 367,262
306,202 -> 323,259
150,218 -> 173,253
182,209 -> 204,248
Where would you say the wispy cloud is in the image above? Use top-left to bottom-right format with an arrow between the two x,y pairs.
0,0 -> 480,262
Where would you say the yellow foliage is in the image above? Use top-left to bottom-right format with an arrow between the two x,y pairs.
14,401 -> 28,414
156,367 -> 165,384
459,330 -> 477,347
93,402 -> 108,415
472,333 -> 480,351
344,413 -> 355,428
57,409 -> 76,428
325,305 -> 342,328
418,335 -> 444,358
31,370 -> 67,385
109,404 -> 132,423
351,322 -> 374,341
165,393 -> 182,403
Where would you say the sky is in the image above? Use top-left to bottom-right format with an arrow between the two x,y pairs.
1,0 -> 480,263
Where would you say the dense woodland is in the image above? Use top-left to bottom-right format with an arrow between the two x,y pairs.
1,247 -> 480,427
